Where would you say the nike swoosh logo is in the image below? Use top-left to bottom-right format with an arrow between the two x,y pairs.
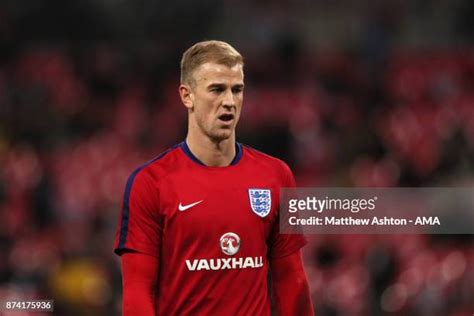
178,200 -> 203,211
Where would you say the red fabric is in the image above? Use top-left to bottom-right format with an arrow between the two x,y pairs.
114,143 -> 308,315
121,251 -> 159,316
271,250 -> 314,316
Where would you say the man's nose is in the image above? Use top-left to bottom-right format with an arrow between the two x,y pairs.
222,89 -> 235,107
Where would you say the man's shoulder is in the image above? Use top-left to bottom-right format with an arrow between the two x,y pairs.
128,143 -> 183,183
241,144 -> 293,174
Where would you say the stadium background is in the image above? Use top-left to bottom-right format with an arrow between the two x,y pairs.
0,0 -> 473,315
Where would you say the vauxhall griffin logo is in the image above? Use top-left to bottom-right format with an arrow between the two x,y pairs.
220,232 -> 240,255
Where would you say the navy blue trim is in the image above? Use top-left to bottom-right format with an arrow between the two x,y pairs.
117,168 -> 142,251
179,141 -> 243,166
116,144 -> 179,253
230,142 -> 243,165
179,141 -> 206,166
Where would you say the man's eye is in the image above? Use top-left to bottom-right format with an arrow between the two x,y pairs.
211,88 -> 223,92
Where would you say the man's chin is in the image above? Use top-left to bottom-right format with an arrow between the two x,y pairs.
209,130 -> 233,142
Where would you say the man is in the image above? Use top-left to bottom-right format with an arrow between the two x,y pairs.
114,40 -> 314,315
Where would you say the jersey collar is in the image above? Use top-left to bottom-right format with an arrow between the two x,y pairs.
179,141 -> 243,167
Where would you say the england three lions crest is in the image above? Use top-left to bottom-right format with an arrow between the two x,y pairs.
248,189 -> 272,218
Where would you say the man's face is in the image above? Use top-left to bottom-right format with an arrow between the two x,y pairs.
183,62 -> 244,142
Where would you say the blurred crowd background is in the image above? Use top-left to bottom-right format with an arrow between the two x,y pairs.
0,0 -> 473,315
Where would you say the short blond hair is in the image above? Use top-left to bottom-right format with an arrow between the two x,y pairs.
180,40 -> 244,86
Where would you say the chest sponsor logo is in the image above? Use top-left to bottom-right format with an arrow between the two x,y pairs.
185,256 -> 264,271
220,232 -> 240,255
248,189 -> 271,218
185,232 -> 264,271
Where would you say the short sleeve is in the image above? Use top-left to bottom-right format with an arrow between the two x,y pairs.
114,168 -> 162,258
268,162 -> 307,259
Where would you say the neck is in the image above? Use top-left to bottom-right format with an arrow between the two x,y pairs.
186,133 -> 236,167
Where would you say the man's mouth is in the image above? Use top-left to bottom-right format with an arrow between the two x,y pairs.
218,113 -> 234,122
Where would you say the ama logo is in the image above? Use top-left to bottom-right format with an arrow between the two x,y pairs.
220,232 -> 240,255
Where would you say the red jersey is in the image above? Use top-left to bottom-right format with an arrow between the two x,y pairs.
114,141 -> 306,315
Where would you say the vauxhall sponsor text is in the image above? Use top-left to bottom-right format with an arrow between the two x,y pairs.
186,256 -> 264,271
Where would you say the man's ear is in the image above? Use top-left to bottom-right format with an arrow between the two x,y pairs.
179,84 -> 194,110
